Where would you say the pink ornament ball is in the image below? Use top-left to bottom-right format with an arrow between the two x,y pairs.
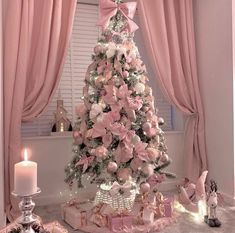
140,182 -> 151,194
117,168 -> 132,182
95,146 -> 108,159
130,158 -> 143,171
107,162 -> 118,173
142,164 -> 154,177
146,148 -> 160,161
94,44 -> 106,54
123,70 -> 129,78
142,122 -> 152,132
160,153 -> 169,163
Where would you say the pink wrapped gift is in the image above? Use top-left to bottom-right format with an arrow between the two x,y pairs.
163,197 -> 174,217
108,215 -> 133,232
61,204 -> 88,229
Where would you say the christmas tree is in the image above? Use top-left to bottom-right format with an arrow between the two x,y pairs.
65,0 -> 175,192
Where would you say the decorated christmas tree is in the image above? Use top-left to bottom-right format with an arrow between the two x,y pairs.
65,0 -> 175,194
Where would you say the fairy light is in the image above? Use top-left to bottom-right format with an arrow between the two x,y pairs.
174,200 -> 207,223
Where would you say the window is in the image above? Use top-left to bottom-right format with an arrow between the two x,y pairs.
21,2 -> 173,138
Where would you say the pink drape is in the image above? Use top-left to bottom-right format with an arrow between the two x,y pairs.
138,0 -> 208,181
3,0 -> 76,221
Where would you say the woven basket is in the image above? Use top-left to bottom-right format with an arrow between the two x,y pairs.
94,183 -> 137,213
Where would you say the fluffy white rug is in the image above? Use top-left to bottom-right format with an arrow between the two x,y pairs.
35,204 -> 235,233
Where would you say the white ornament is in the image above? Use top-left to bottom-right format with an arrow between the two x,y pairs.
106,42 -> 117,59
134,83 -> 145,94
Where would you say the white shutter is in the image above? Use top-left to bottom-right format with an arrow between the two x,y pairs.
21,3 -> 99,137
21,2 -> 172,138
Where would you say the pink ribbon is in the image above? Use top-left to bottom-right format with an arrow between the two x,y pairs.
76,156 -> 94,173
109,181 -> 132,197
97,0 -> 139,33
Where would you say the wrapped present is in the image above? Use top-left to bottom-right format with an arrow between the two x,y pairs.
90,203 -> 108,227
108,214 -> 133,232
61,200 -> 89,229
142,206 -> 155,224
163,197 -> 174,217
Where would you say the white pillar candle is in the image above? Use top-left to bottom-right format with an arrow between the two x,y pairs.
14,149 -> 37,196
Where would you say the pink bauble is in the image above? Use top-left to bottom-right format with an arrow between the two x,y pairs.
140,182 -> 151,194
122,70 -> 129,78
142,122 -> 152,132
73,132 -> 83,145
95,146 -> 108,159
107,162 -> 118,173
117,168 -> 132,182
75,103 -> 87,118
131,135 -> 141,145
73,131 -> 80,138
146,148 -> 160,161
142,164 -> 154,177
134,83 -> 145,94
145,128 -> 157,137
146,111 -> 153,119
94,44 -> 106,54
160,153 -> 169,163
130,158 -> 143,171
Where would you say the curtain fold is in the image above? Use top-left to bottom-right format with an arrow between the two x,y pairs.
3,0 -> 76,221
138,0 -> 208,181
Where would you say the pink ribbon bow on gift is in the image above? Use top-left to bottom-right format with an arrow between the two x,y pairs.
97,0 -> 139,33
109,181 -> 132,197
76,156 -> 94,173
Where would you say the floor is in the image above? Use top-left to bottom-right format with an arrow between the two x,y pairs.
35,203 -> 235,233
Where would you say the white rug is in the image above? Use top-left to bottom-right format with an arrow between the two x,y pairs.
35,204 -> 235,233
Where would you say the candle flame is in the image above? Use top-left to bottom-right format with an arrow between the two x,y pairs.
24,148 -> 28,161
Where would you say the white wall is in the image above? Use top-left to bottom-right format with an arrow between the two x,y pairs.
22,132 -> 184,206
0,0 -> 5,226
193,0 -> 235,201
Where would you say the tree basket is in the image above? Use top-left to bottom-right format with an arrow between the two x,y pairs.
94,183 -> 137,213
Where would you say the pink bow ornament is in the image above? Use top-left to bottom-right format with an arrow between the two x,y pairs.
109,181 -> 132,197
117,84 -> 132,99
114,143 -> 133,164
92,122 -> 107,138
97,0 -> 139,33
147,174 -> 166,189
89,103 -> 103,120
76,156 -> 94,173
102,132 -> 113,147
135,142 -> 148,161
127,96 -> 143,111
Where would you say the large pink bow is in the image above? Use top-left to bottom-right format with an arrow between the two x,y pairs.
97,0 -> 139,33
76,156 -> 94,173
109,181 -> 132,197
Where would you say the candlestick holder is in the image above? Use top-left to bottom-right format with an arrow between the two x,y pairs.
12,188 -> 41,233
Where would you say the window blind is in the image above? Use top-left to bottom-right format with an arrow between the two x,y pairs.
21,3 -> 172,138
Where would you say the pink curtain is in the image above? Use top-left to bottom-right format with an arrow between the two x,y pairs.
138,0 -> 208,181
3,0 -> 76,221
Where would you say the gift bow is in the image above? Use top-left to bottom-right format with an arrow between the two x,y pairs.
76,156 -> 94,173
97,0 -> 139,33
109,181 -> 132,197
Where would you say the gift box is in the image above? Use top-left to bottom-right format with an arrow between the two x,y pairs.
61,203 -> 88,229
108,215 -> 133,232
163,197 -> 174,217
90,204 -> 108,227
142,206 -> 155,224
